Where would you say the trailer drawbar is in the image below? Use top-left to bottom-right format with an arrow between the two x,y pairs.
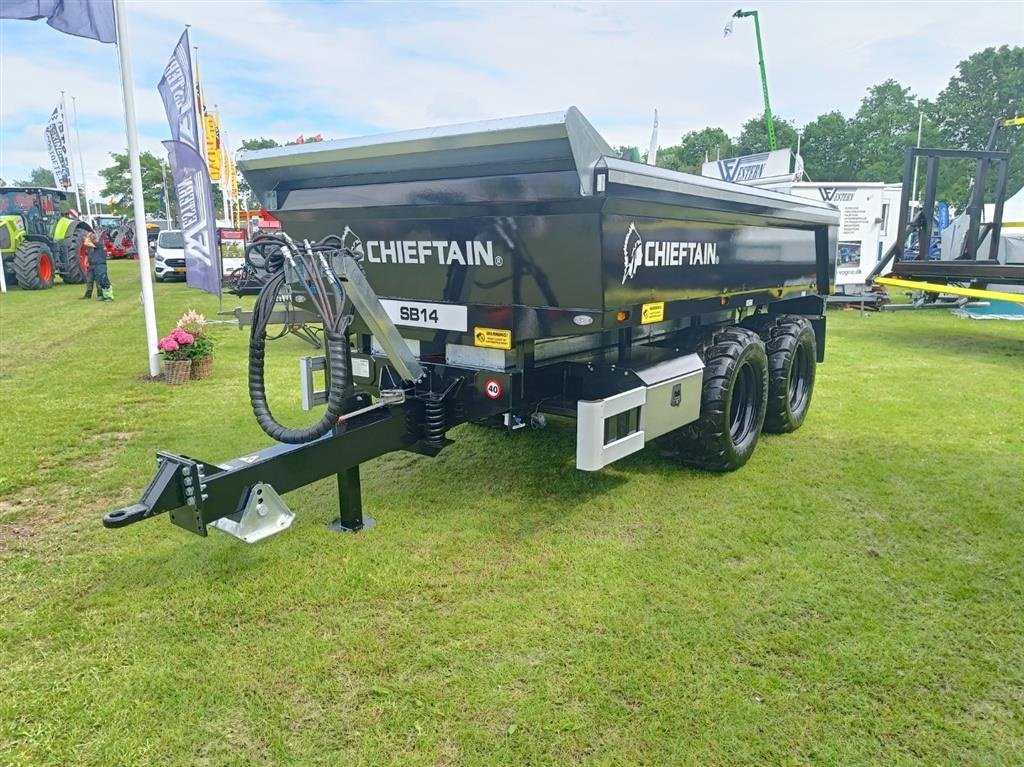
102,108 -> 839,543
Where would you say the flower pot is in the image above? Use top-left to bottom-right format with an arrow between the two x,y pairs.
191,355 -> 214,380
164,359 -> 192,385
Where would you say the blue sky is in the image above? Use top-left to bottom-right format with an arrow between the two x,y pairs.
1,0 -> 1021,204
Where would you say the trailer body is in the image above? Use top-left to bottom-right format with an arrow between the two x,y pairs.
103,108 -> 839,542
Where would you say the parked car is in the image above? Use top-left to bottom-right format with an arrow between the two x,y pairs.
154,229 -> 186,281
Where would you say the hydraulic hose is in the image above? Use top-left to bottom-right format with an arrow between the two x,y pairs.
248,270 -> 352,444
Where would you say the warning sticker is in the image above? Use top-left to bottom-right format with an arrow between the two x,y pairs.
474,327 -> 512,350
640,301 -> 665,324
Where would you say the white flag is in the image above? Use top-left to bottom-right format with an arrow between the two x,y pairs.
44,101 -> 72,190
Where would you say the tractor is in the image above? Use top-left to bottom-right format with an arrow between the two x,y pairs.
0,187 -> 93,290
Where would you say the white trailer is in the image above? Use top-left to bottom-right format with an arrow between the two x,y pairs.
789,182 -> 902,293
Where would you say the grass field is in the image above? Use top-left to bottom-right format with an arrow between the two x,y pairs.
1,260 -> 1022,766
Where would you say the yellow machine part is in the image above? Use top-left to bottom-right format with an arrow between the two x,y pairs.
875,276 -> 1024,305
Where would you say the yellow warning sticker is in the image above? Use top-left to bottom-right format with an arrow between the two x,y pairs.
640,301 -> 665,324
473,327 -> 512,350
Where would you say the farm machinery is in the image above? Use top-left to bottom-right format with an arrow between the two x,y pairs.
0,187 -> 92,289
91,214 -> 139,259
103,108 -> 838,543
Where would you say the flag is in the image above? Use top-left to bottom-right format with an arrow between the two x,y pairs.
647,109 -> 658,167
1,0 -> 116,43
204,113 -> 222,181
157,30 -> 200,151
164,139 -> 220,296
230,154 -> 239,202
195,61 -> 206,118
44,100 -> 72,190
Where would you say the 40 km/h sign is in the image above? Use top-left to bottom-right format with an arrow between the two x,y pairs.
484,379 -> 503,400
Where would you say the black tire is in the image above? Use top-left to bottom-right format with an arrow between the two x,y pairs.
744,314 -> 817,433
663,326 -> 768,472
12,241 -> 55,290
61,226 -> 89,284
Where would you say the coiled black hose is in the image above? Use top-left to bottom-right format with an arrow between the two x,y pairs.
248,269 -> 351,444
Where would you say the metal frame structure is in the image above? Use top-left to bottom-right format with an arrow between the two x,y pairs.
868,119 -> 1023,289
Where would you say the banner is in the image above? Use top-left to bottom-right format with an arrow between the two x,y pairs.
701,148 -> 794,185
157,30 -> 200,151
44,100 -> 72,190
204,113 -> 222,181
164,139 -> 220,296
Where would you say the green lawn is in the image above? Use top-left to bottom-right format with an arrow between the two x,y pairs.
1,260 -> 1022,766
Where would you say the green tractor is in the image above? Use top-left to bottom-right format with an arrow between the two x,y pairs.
0,187 -> 93,290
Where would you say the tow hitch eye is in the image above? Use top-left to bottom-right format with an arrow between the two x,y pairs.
209,483 -> 295,543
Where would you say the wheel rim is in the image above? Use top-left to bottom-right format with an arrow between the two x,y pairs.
78,241 -> 89,271
729,360 -> 759,444
39,253 -> 53,282
788,343 -> 812,414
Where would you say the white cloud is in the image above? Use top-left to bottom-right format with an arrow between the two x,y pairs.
1,0 -> 1020,193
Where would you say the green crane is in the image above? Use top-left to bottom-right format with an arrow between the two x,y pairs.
727,8 -> 777,151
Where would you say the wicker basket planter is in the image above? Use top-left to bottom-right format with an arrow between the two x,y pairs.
190,355 -> 214,380
164,359 -> 192,385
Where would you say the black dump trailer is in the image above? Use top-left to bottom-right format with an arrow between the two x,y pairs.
103,108 -> 838,542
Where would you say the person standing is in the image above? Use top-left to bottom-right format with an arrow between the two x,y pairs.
84,231 -> 113,301
81,231 -> 98,298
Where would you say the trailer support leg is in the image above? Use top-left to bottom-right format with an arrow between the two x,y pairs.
329,465 -> 375,533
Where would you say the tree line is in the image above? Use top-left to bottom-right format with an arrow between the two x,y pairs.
653,46 -> 1022,207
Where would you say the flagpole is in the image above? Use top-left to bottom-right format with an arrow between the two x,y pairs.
218,115 -> 230,225
70,95 -> 92,220
60,91 -> 83,213
113,0 -> 160,378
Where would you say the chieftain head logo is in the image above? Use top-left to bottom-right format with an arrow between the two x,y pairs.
621,221 -> 719,283
622,222 -> 644,283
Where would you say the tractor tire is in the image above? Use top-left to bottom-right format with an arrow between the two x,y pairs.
13,241 -> 55,290
744,314 -> 817,433
662,326 -> 768,472
62,226 -> 90,284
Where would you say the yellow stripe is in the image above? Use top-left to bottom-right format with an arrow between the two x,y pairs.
1001,116 -> 1024,127
875,276 -> 1024,304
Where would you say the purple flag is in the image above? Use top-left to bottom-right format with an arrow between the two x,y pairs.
164,140 -> 220,296
0,0 -> 116,43
157,31 -> 200,151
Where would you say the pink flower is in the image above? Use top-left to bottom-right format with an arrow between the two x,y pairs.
171,328 -> 194,345
158,337 -> 180,352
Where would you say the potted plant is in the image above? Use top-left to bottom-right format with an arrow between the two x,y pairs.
177,309 -> 215,380
158,328 -> 195,385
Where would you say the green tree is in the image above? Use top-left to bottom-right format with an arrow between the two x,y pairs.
658,127 -> 733,173
799,111 -> 853,181
732,113 -> 798,156
240,137 -> 280,151
237,138 -> 282,208
98,150 -> 177,218
932,45 -> 1024,206
16,167 -> 57,187
847,79 -> 924,183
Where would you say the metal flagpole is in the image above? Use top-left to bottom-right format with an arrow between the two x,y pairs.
160,160 -> 172,229
70,95 -> 92,220
61,91 -> 83,213
647,109 -> 658,166
113,0 -> 161,378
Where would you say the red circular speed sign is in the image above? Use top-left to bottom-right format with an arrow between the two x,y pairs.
484,379 -> 502,400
